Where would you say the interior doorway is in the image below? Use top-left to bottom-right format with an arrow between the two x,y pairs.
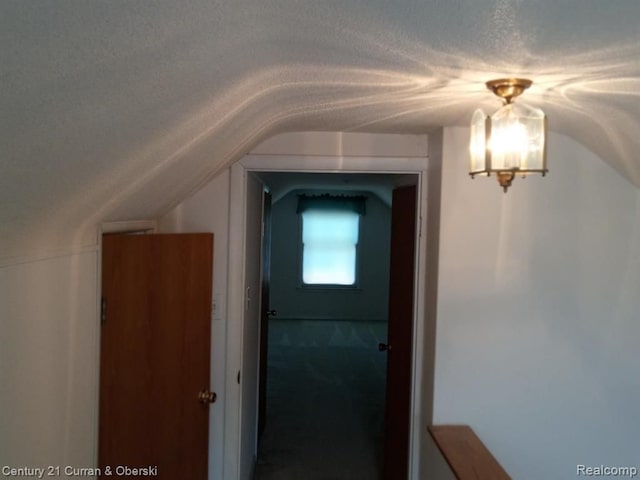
250,172 -> 418,479
226,145 -> 431,480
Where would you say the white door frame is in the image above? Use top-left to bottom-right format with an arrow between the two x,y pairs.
225,152 -> 430,480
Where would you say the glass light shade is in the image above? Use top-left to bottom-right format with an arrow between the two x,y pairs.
470,109 -> 489,175
489,102 -> 546,172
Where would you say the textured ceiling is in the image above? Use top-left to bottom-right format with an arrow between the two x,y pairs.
2,1 -> 640,259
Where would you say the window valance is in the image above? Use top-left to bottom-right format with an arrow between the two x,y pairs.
296,194 -> 367,215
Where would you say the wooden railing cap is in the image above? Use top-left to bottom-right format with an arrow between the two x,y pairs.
428,424 -> 511,480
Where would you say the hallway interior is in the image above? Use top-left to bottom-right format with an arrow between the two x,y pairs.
253,319 -> 387,480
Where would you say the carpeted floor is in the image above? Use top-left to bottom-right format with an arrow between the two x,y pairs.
253,319 -> 388,480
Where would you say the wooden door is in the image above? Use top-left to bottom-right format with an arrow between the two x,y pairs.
383,185 -> 417,480
99,233 -> 214,479
258,191 -> 272,441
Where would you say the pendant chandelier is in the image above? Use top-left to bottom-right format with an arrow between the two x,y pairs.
469,78 -> 548,192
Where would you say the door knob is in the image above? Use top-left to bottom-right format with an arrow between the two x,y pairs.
198,389 -> 217,404
378,343 -> 392,352
266,309 -> 277,317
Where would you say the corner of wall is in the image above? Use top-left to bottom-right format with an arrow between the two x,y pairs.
422,127 -> 444,426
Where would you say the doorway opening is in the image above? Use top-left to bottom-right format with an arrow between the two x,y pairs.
250,172 -> 418,479
226,144 -> 432,480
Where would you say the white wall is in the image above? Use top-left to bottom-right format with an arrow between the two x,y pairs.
416,129 -> 444,436
252,132 -> 428,158
433,128 -> 640,479
270,189 -> 391,321
423,432 -> 456,480
0,252 -> 98,477
5,128 -> 637,480
159,169 -> 230,480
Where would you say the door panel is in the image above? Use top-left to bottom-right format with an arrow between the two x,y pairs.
383,185 -> 417,480
99,233 -> 213,479
258,191 -> 272,441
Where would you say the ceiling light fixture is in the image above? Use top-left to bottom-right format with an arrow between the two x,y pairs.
469,78 -> 547,192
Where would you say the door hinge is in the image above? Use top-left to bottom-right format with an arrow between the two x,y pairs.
100,297 -> 107,326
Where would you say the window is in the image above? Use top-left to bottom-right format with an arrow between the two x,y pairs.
297,194 -> 367,286
301,210 -> 360,285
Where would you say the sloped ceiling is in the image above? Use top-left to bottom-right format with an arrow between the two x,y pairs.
2,1 -> 640,259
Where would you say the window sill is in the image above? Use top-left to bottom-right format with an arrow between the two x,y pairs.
297,284 -> 362,292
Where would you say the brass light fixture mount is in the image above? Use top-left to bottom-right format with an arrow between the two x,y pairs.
485,78 -> 532,104
496,171 -> 516,191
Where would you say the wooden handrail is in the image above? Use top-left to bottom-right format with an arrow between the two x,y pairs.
428,425 -> 511,480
